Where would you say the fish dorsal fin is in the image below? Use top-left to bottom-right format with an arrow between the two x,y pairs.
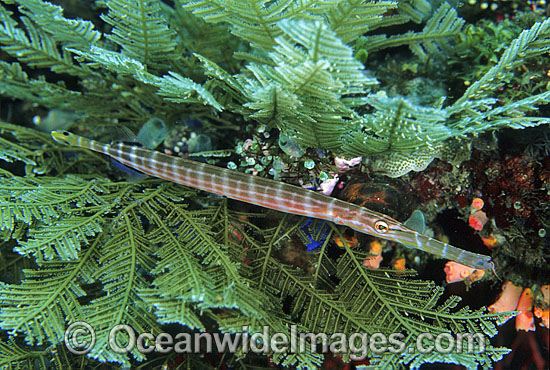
110,126 -> 143,147
403,210 -> 426,234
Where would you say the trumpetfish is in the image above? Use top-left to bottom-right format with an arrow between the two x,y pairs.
51,130 -> 494,270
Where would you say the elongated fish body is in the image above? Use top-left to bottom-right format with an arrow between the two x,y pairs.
51,131 -> 494,270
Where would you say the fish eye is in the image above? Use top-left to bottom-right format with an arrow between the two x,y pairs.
374,220 -> 389,233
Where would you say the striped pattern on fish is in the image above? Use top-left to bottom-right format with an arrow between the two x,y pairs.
51,130 -> 494,270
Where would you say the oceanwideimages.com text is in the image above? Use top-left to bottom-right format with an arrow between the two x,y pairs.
65,322 -> 487,360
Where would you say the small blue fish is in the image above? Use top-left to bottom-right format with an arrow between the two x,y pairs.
299,219 -> 331,252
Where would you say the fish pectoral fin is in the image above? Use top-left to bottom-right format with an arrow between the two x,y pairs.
403,210 -> 426,234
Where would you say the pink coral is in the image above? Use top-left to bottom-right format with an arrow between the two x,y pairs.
534,307 -> 549,328
334,156 -> 362,173
393,258 -> 406,271
444,261 -> 477,283
334,234 -> 358,248
534,285 -> 550,328
471,197 -> 484,211
488,281 -> 523,324
515,288 -> 535,332
481,234 -> 498,249
444,261 -> 485,284
362,240 -> 383,269
319,176 -> 339,195
468,210 -> 488,231
488,283 -> 541,331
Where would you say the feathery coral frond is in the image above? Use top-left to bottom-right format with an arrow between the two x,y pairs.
0,3 -> 94,77
358,3 -> 465,60
102,0 -> 178,68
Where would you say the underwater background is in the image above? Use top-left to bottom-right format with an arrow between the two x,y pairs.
0,0 -> 549,368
